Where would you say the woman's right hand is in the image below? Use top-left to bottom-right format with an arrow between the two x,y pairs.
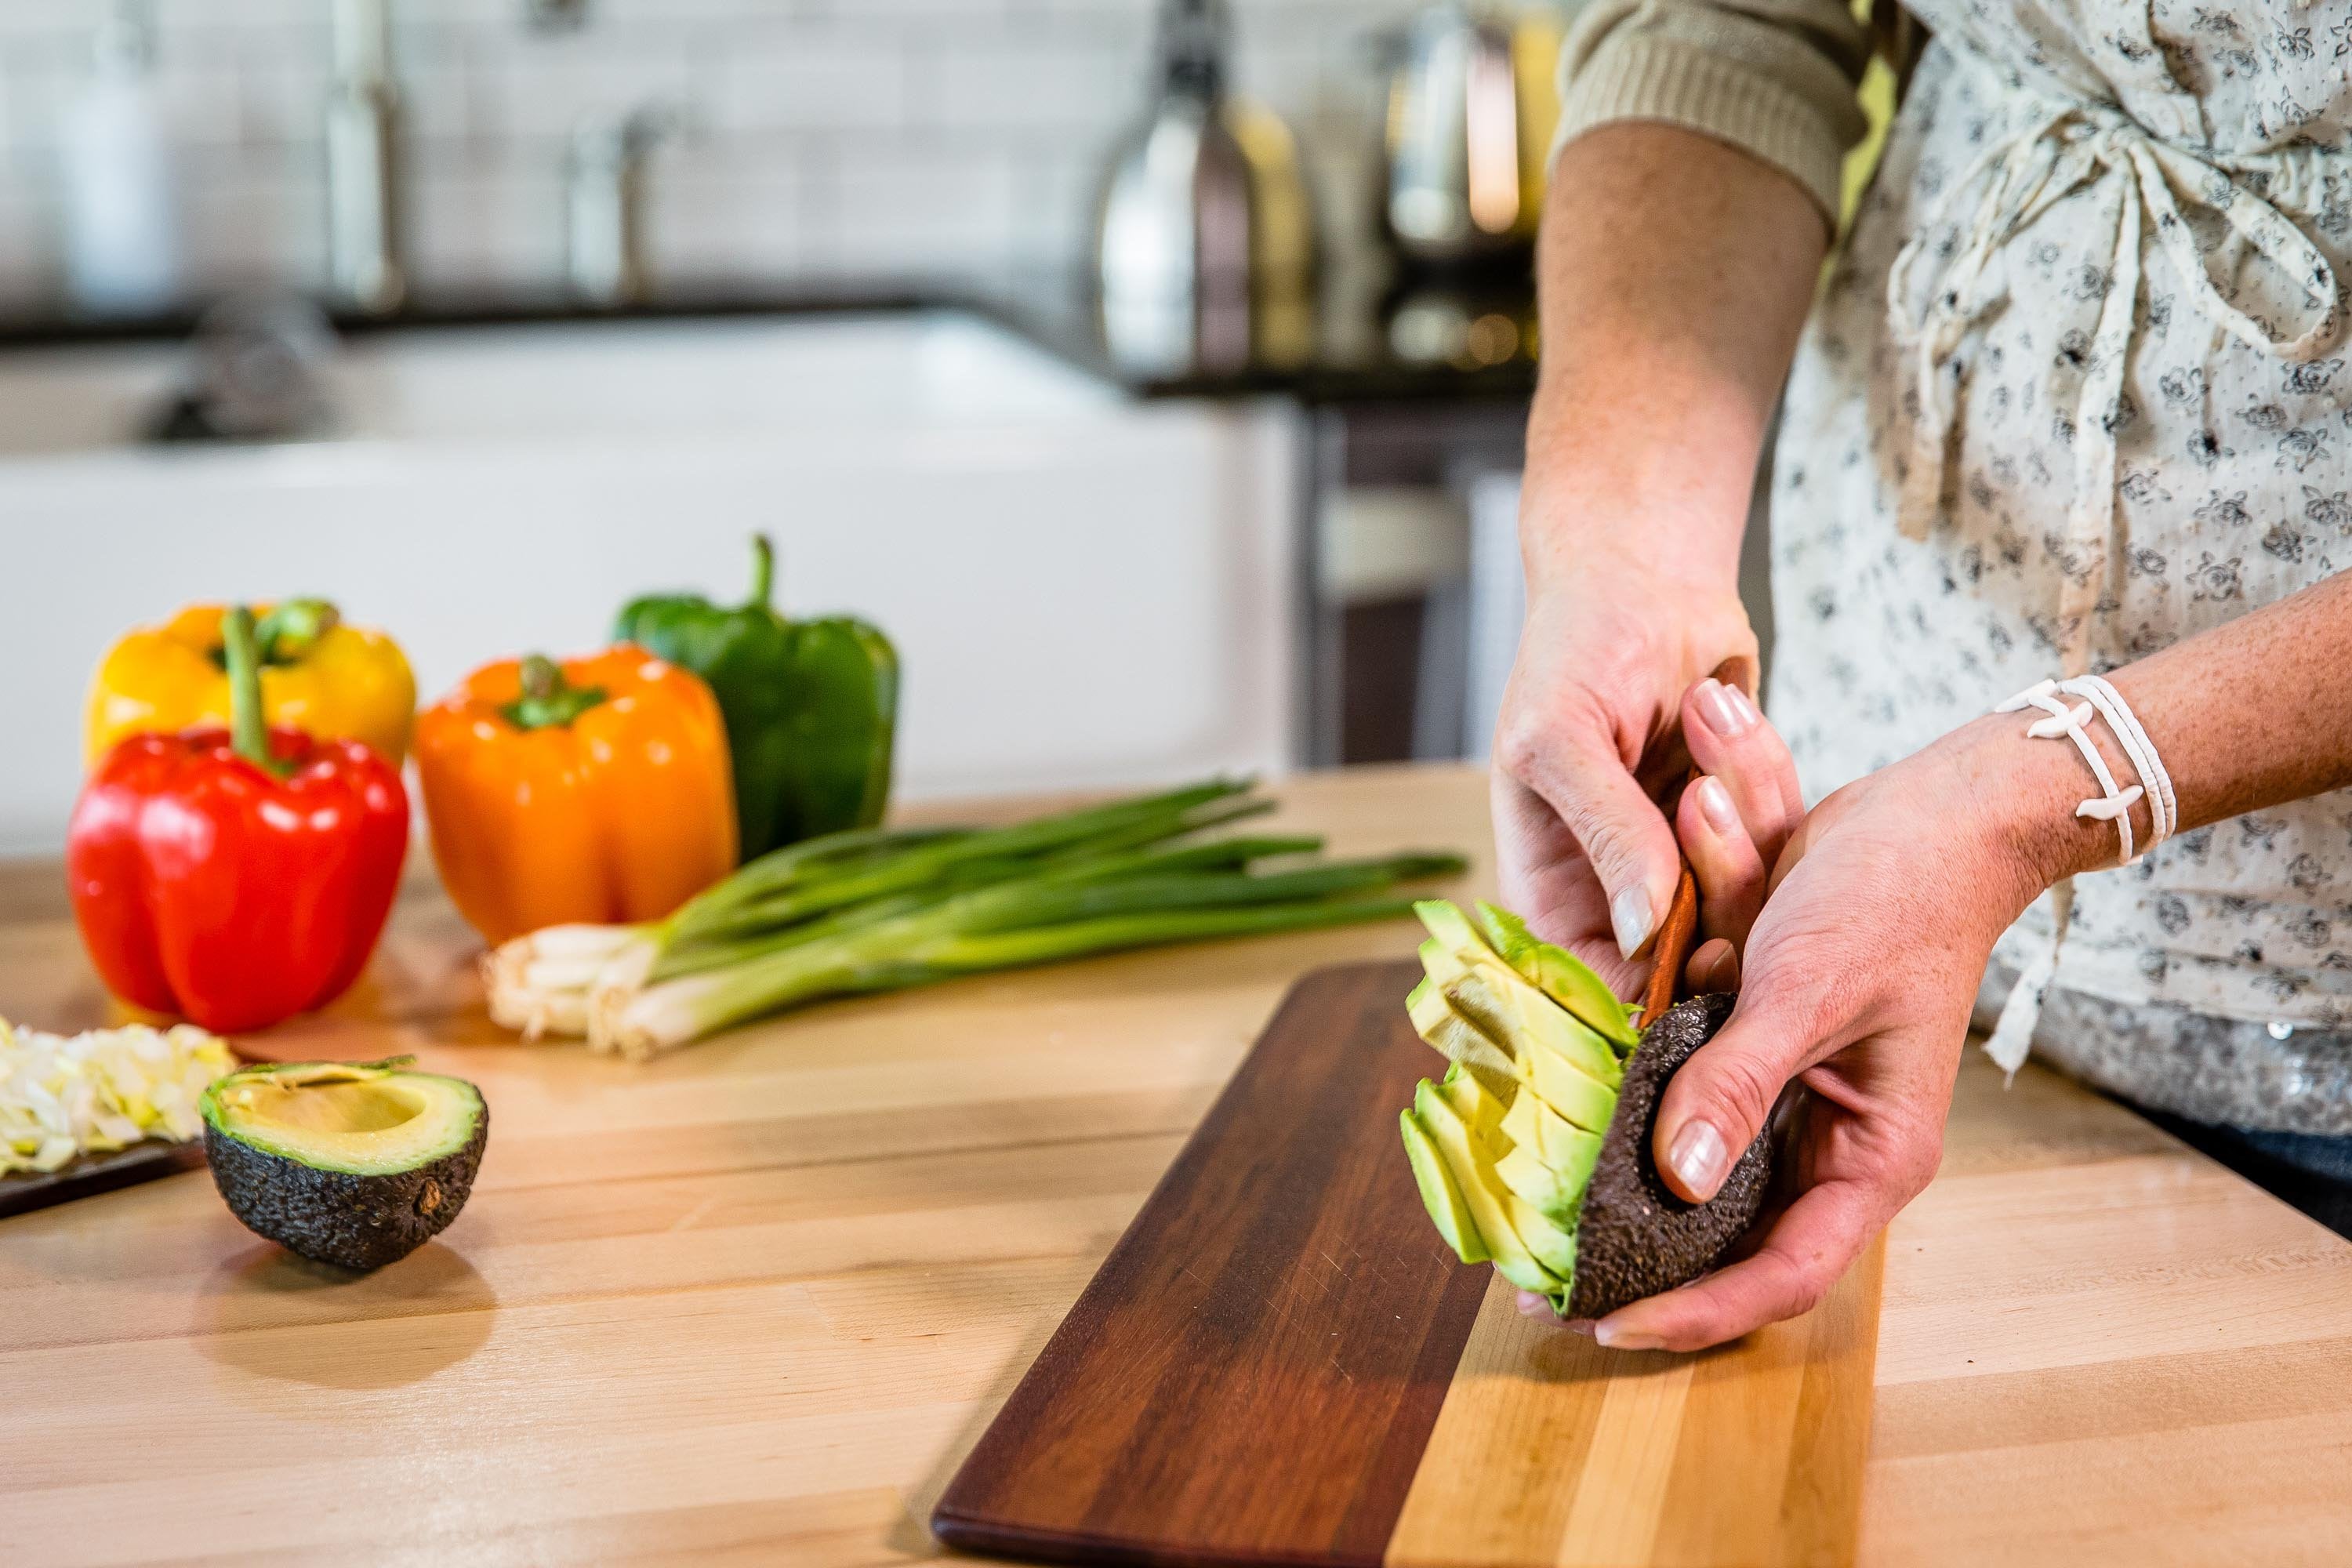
1499,118 -> 1835,989
1490,541 -> 1764,996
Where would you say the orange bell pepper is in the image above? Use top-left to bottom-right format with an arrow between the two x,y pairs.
414,646 -> 737,946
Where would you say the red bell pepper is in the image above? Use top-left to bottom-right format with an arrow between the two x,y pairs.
67,605 -> 410,1033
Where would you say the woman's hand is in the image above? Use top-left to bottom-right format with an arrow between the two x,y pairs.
1499,119 -> 1831,996
1491,556 -> 1758,998
1581,715 -> 2061,1351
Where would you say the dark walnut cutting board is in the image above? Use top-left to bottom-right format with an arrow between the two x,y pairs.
932,960 -> 1885,1568
0,1139 -> 209,1219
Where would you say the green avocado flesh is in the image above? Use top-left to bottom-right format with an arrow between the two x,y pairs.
1410,1077 -> 1563,1295
201,1058 -> 488,1272
1399,1109 -> 1486,1265
1416,931 -> 1621,1091
1402,901 -> 1635,1313
1467,901 -> 1642,1051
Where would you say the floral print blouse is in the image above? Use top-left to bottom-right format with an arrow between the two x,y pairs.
1766,5 -> 2352,1131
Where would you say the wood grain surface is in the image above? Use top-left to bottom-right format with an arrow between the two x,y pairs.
3,766 -> 2350,1567
934,962 -> 1490,1568
1386,1240 -> 1882,1568
936,960 -> 1882,1568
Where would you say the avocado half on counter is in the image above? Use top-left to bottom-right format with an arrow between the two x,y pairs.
201,1058 -> 488,1271
1399,900 -> 1769,1321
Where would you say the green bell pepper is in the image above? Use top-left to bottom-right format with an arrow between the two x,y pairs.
614,535 -> 899,862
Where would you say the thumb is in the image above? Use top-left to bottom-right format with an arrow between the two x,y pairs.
1500,720 -> 1682,961
1650,968 -> 1836,1202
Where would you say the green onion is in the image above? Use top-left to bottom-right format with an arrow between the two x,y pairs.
483,779 -> 1465,1062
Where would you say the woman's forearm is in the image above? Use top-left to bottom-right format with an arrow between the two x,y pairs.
1525,124 -> 1831,595
2118,573 -> 2352,830
1933,573 -> 2352,901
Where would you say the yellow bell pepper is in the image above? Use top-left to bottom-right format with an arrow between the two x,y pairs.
85,600 -> 416,768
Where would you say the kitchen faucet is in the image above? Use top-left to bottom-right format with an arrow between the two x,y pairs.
325,0 -> 405,313
566,105 -> 677,306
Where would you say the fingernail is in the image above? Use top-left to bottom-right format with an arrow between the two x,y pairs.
1668,1119 -> 1730,1197
1594,1323 -> 1664,1351
1610,884 -> 1653,959
1697,679 -> 1753,739
1695,775 -> 1740,836
1563,1317 -> 1598,1338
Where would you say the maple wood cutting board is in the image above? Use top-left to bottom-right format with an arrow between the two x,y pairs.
932,960 -> 1885,1568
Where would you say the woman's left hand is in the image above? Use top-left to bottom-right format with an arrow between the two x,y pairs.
1573,710 -> 2060,1351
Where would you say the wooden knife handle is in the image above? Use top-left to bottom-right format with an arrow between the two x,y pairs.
1639,860 -> 1700,1026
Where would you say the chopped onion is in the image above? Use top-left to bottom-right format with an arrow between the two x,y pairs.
0,1018 -> 235,1176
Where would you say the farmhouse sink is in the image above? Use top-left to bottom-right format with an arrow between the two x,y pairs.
0,310 -> 1299,853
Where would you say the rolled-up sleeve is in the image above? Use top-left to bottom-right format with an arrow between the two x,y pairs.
1553,0 -> 1871,223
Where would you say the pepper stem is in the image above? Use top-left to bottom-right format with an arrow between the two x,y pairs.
221,606 -> 285,774
501,654 -> 610,731
746,533 -> 775,610
253,598 -> 341,663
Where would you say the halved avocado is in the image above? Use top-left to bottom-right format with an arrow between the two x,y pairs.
201,1058 -> 488,1272
1397,902 -> 1772,1322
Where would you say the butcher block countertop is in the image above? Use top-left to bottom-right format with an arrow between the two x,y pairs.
5,765 -> 2351,1567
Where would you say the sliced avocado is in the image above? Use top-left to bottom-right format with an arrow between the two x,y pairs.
1503,1087 -> 1605,1180
1406,977 -> 1519,1101
1497,1144 -> 1596,1224
1413,898 -> 1496,964
1511,1030 -> 1621,1135
1418,936 -> 1623,1091
201,1057 -> 488,1272
1503,1188 -> 1579,1282
1411,1082 -> 1563,1297
1420,1071 -> 1581,1287
1399,900 -> 1779,1329
1400,1109 -> 1488,1265
1471,901 -> 1639,1053
1414,961 -> 1619,1133
1428,1060 -> 1511,1143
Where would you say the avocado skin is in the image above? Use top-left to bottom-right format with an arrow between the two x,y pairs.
1566,993 -> 1769,1321
203,1105 -> 488,1272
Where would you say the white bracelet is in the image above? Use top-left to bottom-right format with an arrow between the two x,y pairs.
2071,674 -> 2176,850
1993,676 -> 2172,866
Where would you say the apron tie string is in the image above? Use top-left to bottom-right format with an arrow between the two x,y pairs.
1888,103 -> 2338,662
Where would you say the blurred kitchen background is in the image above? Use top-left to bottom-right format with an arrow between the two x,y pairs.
0,0 -> 1775,855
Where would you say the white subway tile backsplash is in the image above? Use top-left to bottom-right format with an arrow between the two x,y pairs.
0,0 -> 1425,306
706,39 -> 907,135
826,141 -> 1021,270
408,147 -> 562,280
924,40 -> 1135,132
653,141 -> 806,278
